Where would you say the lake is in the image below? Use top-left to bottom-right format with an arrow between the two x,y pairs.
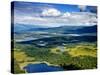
15,33 -> 96,43
23,63 -> 64,73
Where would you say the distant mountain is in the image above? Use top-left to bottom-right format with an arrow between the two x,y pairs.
42,26 -> 84,33
13,24 -> 46,33
43,25 -> 97,34
13,24 -> 97,34
74,25 -> 97,34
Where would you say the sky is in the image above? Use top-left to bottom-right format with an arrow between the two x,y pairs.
12,1 -> 97,27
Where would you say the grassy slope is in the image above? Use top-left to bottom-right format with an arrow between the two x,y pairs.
50,43 -> 97,57
68,46 -> 97,57
13,42 -> 97,73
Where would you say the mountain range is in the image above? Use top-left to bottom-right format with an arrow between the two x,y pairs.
13,24 -> 97,34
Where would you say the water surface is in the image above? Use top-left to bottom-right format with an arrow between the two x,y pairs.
23,63 -> 64,73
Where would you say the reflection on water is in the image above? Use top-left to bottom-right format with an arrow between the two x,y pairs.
15,37 -> 38,42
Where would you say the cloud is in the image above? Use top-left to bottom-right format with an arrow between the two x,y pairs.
78,5 -> 87,11
62,12 -> 71,17
14,7 -> 97,27
41,8 -> 61,17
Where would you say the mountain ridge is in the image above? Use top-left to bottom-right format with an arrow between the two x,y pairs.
13,24 -> 97,34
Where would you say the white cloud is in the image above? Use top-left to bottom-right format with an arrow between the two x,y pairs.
14,8 -> 97,27
78,5 -> 87,11
41,8 -> 61,17
62,12 -> 71,17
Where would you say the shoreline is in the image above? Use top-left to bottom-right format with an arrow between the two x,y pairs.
19,61 -> 59,71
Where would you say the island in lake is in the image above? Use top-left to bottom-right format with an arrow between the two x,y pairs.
11,1 -> 97,74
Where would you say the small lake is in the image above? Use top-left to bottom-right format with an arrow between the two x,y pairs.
15,37 -> 38,42
23,63 -> 64,73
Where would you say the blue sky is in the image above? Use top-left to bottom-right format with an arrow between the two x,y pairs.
12,1 -> 97,27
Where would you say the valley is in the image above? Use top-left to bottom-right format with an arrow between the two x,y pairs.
12,25 -> 97,73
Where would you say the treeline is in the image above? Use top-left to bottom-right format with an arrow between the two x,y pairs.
59,56 -> 97,70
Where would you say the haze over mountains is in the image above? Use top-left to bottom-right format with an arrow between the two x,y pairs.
14,24 -> 97,34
